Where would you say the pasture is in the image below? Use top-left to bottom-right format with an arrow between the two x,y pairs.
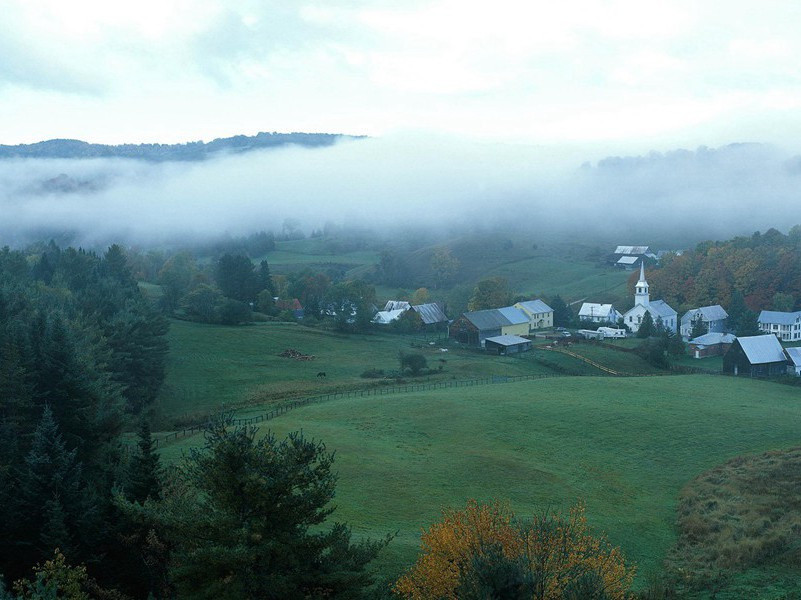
154,320 -> 584,425
159,374 -> 801,594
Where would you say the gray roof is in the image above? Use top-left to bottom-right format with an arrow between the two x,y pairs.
785,347 -> 801,367
484,335 -> 531,346
681,305 -> 728,325
616,256 -> 639,265
412,303 -> 448,325
690,332 -> 736,345
517,299 -> 553,314
737,335 -> 786,364
497,306 -> 530,325
463,309 -> 513,331
614,245 -> 649,255
649,300 -> 677,319
758,310 -> 801,326
383,300 -> 411,311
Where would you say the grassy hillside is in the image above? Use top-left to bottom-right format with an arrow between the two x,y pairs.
159,375 -> 801,594
155,320 -> 581,424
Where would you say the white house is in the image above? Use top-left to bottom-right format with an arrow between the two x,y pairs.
680,305 -> 728,338
578,303 -> 622,324
758,310 -> 801,341
622,264 -> 677,333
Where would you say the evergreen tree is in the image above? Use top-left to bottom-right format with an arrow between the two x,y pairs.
126,420 -> 162,504
15,407 -> 93,570
125,424 -> 391,599
550,295 -> 573,328
690,313 -> 706,339
637,312 -> 655,338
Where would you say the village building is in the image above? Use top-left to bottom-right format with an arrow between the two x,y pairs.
484,335 -> 532,355
680,305 -> 729,338
578,303 -> 622,324
609,245 -> 649,267
757,310 -> 801,341
722,334 -> 787,377
383,300 -> 411,312
410,303 -> 448,327
688,332 -> 736,359
449,307 -> 530,347
785,347 -> 801,376
371,308 -> 408,324
622,264 -> 677,333
513,299 -> 554,330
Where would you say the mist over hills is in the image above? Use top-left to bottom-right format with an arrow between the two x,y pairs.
0,131 -> 357,162
1,135 -> 800,249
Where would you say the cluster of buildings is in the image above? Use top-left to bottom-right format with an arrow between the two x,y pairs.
449,300 -> 554,354
371,300 -> 449,330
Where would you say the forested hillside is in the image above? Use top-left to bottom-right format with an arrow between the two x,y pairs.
644,227 -> 801,313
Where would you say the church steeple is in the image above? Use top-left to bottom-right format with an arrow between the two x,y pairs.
635,262 -> 650,307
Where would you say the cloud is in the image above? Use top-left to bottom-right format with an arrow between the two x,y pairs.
1,137 -> 800,249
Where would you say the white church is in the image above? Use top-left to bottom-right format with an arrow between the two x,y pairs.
623,264 -> 677,333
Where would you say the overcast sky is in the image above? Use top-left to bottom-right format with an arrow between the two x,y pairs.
2,1 -> 801,149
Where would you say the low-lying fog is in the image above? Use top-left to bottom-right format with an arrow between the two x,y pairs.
1,135 -> 800,248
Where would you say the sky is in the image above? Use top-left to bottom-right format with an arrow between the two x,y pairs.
3,0 -> 801,149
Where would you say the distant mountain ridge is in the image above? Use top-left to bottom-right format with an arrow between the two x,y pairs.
0,131 -> 362,162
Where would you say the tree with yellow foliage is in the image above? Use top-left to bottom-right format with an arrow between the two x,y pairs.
395,500 -> 635,600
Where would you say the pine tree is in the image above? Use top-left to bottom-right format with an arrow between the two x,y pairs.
125,423 -> 391,599
15,407 -> 93,570
126,420 -> 162,504
637,312 -> 655,338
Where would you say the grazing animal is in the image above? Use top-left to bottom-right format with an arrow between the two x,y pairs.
317,372 -> 326,378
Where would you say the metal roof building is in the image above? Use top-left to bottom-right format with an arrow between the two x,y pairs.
516,299 -> 552,314
614,245 -> 650,255
724,334 -> 787,377
411,303 -> 448,325
484,335 -> 532,355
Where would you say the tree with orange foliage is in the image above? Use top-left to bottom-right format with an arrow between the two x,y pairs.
395,500 -> 635,600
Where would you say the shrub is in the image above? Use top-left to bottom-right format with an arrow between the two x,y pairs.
361,368 -> 385,379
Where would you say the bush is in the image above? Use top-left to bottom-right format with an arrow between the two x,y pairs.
399,352 -> 427,375
217,299 -> 252,325
361,368 -> 385,379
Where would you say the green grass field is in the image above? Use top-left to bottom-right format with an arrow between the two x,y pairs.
155,320 -> 570,424
158,375 -> 801,594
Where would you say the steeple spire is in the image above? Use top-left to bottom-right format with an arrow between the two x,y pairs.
635,262 -> 650,307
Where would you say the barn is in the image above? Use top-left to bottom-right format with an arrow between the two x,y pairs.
484,335 -> 532,355
449,307 -> 529,347
688,332 -> 736,359
723,335 -> 787,377
786,347 -> 801,376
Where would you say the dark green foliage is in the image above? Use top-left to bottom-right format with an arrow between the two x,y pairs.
400,352 -> 427,375
728,290 -> 760,336
690,314 -> 706,339
636,312 -> 654,338
15,407 -> 94,567
125,424 -> 390,599
455,543 -> 535,600
215,254 -> 265,303
125,420 -> 162,504
550,295 -> 573,328
217,299 -> 252,325
181,284 -> 225,322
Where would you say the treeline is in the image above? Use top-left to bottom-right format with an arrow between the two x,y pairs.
0,242 -> 169,593
645,227 -> 801,313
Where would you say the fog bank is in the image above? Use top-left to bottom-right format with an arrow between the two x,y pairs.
1,136 -> 799,248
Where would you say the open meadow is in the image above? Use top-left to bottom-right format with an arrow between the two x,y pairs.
158,374 -> 801,594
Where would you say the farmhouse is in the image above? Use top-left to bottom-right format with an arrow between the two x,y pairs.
688,332 -> 736,359
578,303 -> 622,324
371,308 -> 408,324
622,264 -> 677,333
449,307 -> 530,347
758,310 -> 801,341
513,299 -> 554,329
680,305 -> 729,338
723,334 -> 787,377
484,335 -> 532,355
785,347 -> 801,376
609,245 -> 649,267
